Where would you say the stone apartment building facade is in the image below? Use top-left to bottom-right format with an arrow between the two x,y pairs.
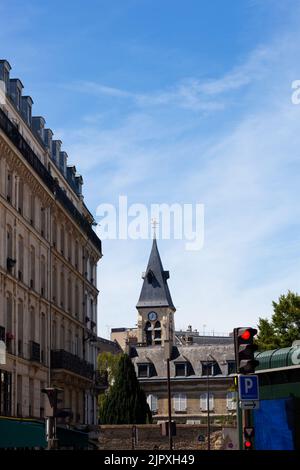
0,60 -> 102,425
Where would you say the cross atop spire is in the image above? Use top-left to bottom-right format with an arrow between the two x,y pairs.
151,217 -> 159,239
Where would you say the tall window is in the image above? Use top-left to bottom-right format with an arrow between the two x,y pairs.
52,320 -> 57,349
52,219 -> 57,247
18,179 -> 23,214
68,328 -> 72,353
60,271 -> 65,308
60,226 -> 65,255
200,393 -> 214,411
147,394 -> 158,413
41,207 -> 46,237
30,246 -> 35,289
173,393 -> 187,412
17,301 -> 23,356
67,277 -> 72,313
6,226 -> 13,260
18,236 -> 24,281
6,294 -> 13,354
6,170 -> 12,202
41,256 -> 46,296
154,321 -> 161,344
40,313 -> 46,364
67,232 -> 72,262
30,193 -> 35,226
60,324 -> 65,349
226,392 -> 237,411
30,307 -> 35,343
145,321 -> 152,346
52,265 -> 57,302
29,378 -> 34,416
75,240 -> 79,268
75,284 -> 79,318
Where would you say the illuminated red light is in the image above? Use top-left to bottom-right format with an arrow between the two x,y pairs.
241,330 -> 251,340
245,440 -> 252,448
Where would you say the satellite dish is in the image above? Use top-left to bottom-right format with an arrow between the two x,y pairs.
0,341 -> 6,365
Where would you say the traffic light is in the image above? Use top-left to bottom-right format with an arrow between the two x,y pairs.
244,439 -> 253,450
233,327 -> 259,374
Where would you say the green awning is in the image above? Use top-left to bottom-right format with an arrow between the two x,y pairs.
0,416 -> 47,449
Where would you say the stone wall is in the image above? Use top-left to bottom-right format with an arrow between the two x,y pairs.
99,424 -> 236,450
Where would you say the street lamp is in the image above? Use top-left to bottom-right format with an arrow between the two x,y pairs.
206,353 -> 216,451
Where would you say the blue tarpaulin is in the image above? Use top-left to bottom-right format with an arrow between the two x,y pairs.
253,398 -> 294,450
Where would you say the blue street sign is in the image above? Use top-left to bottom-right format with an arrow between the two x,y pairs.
239,375 -> 259,401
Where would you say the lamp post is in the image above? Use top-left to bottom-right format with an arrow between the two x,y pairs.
206,353 -> 216,451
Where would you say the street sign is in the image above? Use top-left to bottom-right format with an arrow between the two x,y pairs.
239,400 -> 260,410
244,427 -> 255,438
239,375 -> 259,401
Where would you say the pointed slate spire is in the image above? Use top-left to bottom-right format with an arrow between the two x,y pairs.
136,238 -> 175,309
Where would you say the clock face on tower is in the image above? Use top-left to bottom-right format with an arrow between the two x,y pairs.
148,311 -> 157,321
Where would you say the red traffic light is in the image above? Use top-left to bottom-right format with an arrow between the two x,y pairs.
241,330 -> 251,341
244,440 -> 252,449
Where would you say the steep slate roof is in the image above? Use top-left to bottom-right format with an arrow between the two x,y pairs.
132,343 -> 235,378
136,238 -> 175,309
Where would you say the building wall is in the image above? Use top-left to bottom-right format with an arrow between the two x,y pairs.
0,75 -> 101,424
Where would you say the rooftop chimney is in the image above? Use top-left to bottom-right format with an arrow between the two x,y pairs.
52,140 -> 62,166
21,96 -> 33,127
32,116 -> 46,141
75,175 -> 83,196
59,151 -> 68,176
43,128 -> 53,154
0,60 -> 11,94
9,78 -> 24,110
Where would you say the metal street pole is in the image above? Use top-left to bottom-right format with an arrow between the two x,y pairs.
207,361 -> 210,451
167,357 -> 173,451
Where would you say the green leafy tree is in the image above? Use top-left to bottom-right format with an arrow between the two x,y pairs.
98,351 -> 121,387
256,291 -> 300,350
99,353 -> 152,424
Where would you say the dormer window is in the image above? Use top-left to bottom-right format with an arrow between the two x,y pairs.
227,360 -> 236,375
137,363 -> 156,378
201,361 -> 221,376
175,362 -> 194,377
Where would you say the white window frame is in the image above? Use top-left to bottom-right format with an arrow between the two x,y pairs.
200,392 -> 214,411
173,393 -> 187,412
226,391 -> 237,410
147,394 -> 158,413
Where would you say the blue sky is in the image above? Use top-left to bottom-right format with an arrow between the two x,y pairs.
2,0 -> 300,337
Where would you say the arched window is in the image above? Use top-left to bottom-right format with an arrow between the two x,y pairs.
145,321 -> 152,346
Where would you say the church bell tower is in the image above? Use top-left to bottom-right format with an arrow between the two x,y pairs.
136,237 -> 176,352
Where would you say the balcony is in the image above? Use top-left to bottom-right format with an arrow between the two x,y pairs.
30,341 -> 41,362
51,349 -> 94,380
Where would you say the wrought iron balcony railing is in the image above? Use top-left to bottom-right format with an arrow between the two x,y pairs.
51,349 -> 94,380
